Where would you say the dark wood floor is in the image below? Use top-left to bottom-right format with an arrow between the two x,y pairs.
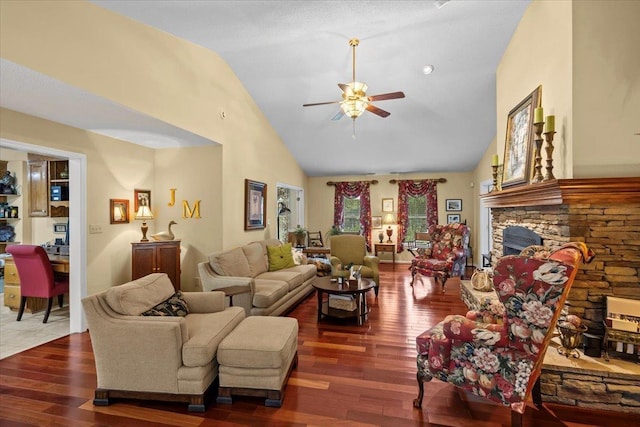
1,264 -> 636,426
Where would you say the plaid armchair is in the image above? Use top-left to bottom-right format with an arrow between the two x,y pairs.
409,222 -> 470,291
413,242 -> 595,427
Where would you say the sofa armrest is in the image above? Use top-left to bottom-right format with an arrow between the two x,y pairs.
363,255 -> 380,267
197,261 -> 255,294
181,291 -> 226,313
82,296 -> 189,391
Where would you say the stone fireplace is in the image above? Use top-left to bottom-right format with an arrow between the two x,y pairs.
482,178 -> 640,335
481,178 -> 640,413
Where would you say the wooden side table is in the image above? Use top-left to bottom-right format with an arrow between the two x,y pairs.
374,243 -> 395,264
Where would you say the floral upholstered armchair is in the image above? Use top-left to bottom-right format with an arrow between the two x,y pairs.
409,222 -> 470,291
413,242 -> 595,427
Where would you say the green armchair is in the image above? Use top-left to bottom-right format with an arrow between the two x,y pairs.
329,234 -> 380,296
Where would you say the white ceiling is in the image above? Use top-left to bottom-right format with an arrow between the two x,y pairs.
0,0 -> 530,177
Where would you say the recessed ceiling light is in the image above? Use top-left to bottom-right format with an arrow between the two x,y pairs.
423,65 -> 434,75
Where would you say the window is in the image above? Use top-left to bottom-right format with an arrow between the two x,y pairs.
405,195 -> 427,240
342,197 -> 361,233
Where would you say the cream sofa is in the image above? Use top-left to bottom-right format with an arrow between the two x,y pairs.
81,273 -> 245,411
197,239 -> 317,316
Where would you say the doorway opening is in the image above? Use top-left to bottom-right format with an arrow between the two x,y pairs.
276,183 -> 304,244
1,139 -> 87,334
479,179 -> 492,267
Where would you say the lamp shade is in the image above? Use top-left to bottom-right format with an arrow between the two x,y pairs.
135,205 -> 154,220
383,213 -> 396,225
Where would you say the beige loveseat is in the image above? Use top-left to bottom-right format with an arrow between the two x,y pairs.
197,239 -> 317,316
82,273 -> 245,411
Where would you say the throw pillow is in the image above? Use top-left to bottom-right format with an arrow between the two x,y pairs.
267,243 -> 296,271
291,248 -> 304,265
141,291 -> 190,317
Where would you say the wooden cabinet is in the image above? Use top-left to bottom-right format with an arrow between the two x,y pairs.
131,240 -> 181,290
49,160 -> 69,217
27,159 -> 69,218
3,257 -> 47,313
28,160 -> 49,217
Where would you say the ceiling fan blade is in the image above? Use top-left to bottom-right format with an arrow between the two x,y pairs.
332,110 -> 345,121
366,104 -> 391,118
303,100 -> 341,107
368,91 -> 405,102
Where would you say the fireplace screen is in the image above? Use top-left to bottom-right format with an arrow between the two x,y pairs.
503,226 -> 542,255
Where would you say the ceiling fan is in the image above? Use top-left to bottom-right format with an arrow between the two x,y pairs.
303,38 -> 405,122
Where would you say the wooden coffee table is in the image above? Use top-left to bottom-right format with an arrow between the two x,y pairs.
312,276 -> 375,325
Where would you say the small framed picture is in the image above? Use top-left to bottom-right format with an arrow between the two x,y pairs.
245,179 -> 267,230
53,223 -> 67,233
372,216 -> 382,229
382,198 -> 394,213
134,189 -> 151,213
445,199 -> 462,212
447,214 -> 461,224
110,199 -> 130,224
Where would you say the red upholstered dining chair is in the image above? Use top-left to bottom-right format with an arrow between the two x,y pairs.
409,222 -> 470,291
413,242 -> 595,427
6,245 -> 69,323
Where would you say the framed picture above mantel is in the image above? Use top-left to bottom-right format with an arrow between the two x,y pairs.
502,85 -> 541,188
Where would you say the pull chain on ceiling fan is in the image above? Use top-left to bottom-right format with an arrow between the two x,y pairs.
303,38 -> 406,136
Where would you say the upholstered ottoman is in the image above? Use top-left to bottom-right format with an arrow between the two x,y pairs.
216,316 -> 298,407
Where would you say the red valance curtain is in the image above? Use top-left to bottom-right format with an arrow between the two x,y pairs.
333,181 -> 372,250
396,180 -> 439,252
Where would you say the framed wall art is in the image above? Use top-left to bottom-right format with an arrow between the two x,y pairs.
447,214 -> 461,224
502,85 -> 541,188
372,216 -> 382,229
382,198 -> 394,213
445,199 -> 462,211
245,179 -> 267,230
110,199 -> 129,224
53,223 -> 67,233
134,189 -> 151,212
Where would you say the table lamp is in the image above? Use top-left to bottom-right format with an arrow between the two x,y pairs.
383,213 -> 396,243
135,205 -> 154,242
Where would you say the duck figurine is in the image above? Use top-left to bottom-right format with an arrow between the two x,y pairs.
151,220 -> 177,241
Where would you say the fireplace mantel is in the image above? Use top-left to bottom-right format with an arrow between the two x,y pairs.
480,177 -> 640,208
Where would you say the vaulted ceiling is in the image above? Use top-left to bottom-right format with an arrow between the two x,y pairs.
0,1 -> 530,177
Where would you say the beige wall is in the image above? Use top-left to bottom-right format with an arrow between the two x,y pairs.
572,0 -> 640,177
154,146 -> 222,291
497,0 -> 574,179
307,172 -> 474,263
496,0 -> 639,180
0,1 -> 307,293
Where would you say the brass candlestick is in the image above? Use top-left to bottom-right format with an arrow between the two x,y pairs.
532,121 -> 544,183
544,130 -> 557,180
491,164 -> 499,192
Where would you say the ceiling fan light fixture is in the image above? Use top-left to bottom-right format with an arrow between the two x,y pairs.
340,98 -> 368,119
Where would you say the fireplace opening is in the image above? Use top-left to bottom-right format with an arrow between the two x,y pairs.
503,226 -> 543,255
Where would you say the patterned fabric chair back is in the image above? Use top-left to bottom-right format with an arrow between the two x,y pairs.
494,253 -> 576,355
429,223 -> 469,260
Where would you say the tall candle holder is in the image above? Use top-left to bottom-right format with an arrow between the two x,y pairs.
544,130 -> 557,180
532,121 -> 544,183
490,164 -> 503,192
